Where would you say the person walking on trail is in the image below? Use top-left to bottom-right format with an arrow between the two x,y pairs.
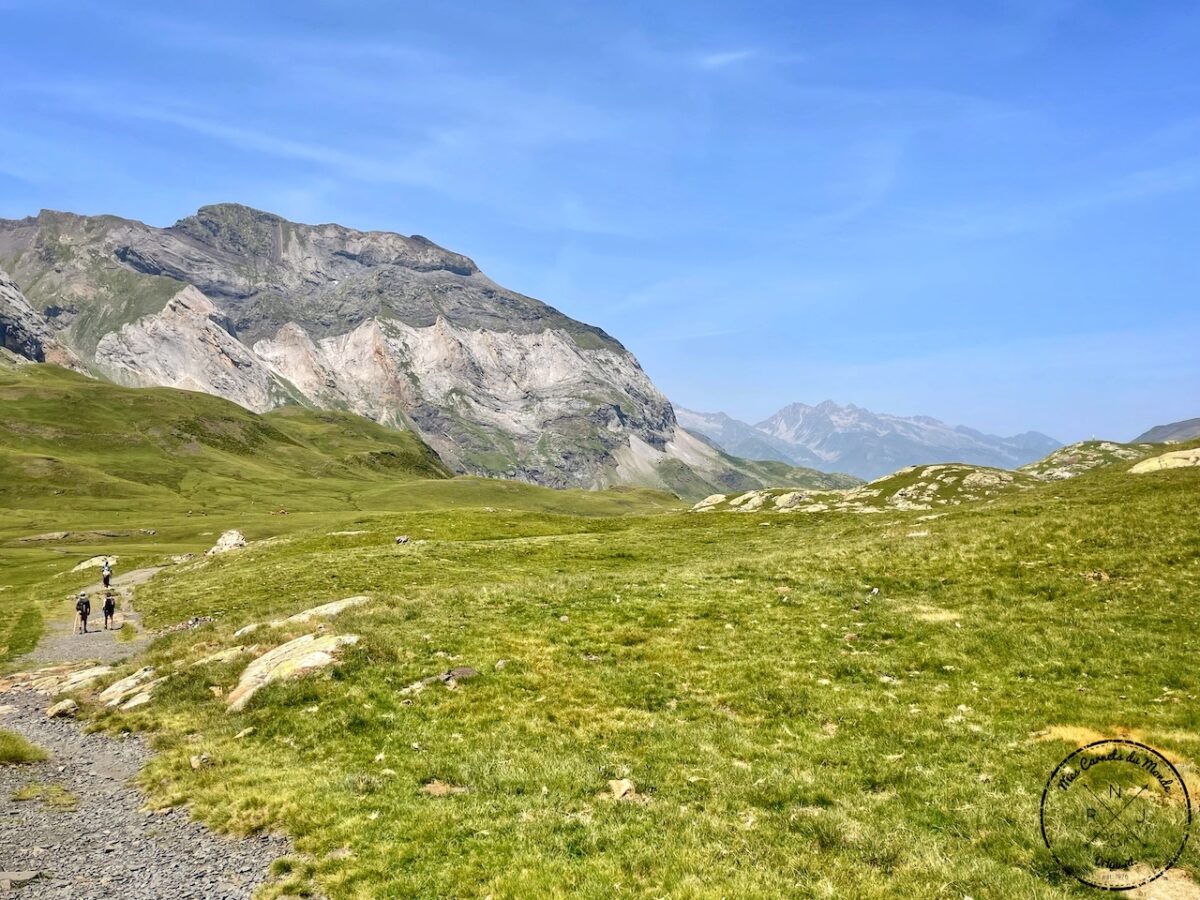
103,591 -> 117,630
102,559 -> 113,589
74,592 -> 91,634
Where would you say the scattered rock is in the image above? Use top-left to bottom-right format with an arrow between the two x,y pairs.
189,754 -> 210,770
235,727 -> 255,739
226,633 -> 361,712
46,699 -> 79,719
169,552 -> 195,564
156,615 -> 215,635
399,666 -> 480,697
494,659 -> 508,671
205,529 -> 247,557
421,780 -> 467,797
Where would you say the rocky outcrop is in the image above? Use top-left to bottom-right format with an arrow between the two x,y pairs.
0,663 -> 114,696
226,633 -> 360,712
0,266 -> 82,370
1020,441 -> 1155,481
1129,447 -> 1200,474
205,529 -> 247,556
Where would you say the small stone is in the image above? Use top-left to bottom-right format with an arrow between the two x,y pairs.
421,780 -> 467,797
189,754 -> 210,771
607,778 -> 640,801
394,535 -> 410,545
494,659 -> 508,671
46,699 -> 79,719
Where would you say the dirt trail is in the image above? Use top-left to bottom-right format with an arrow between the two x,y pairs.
1,564 -> 292,898
17,567 -> 163,667
0,691 -> 286,898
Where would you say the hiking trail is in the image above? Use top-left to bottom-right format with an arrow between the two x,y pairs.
1,565 -> 292,898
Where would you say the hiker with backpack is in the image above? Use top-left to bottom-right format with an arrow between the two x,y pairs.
102,559 -> 112,589
103,592 -> 117,630
74,592 -> 91,634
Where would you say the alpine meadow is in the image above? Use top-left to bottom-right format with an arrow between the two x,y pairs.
2,3 -> 1200,899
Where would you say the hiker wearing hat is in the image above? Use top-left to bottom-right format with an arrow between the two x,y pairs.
74,592 -> 91,634
101,559 -> 113,589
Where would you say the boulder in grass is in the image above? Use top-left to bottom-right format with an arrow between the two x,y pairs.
98,667 -> 155,704
226,633 -> 360,713
205,530 -> 247,557
1129,447 -> 1200,474
47,699 -> 79,719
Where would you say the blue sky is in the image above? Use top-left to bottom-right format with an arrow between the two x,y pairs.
2,0 -> 1197,441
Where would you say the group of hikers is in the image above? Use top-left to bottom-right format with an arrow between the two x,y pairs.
73,559 -> 117,635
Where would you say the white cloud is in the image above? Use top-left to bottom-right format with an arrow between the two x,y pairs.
695,49 -> 756,70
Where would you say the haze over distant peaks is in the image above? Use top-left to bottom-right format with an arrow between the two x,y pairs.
678,400 -> 1060,480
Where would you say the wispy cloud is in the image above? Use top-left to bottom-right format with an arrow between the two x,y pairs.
695,49 -> 757,70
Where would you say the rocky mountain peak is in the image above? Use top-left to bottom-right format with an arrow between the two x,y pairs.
0,203 -> 827,499
689,400 -> 1060,480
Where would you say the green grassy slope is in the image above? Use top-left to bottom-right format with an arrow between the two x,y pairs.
0,360 -> 681,665
15,442 -> 1192,898
0,359 -> 451,513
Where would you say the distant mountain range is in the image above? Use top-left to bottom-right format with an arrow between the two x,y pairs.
677,401 -> 1061,480
1134,418 -> 1200,443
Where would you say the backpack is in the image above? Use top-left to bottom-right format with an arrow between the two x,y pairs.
76,598 -> 88,614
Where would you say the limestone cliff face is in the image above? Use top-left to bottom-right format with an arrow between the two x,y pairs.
0,266 -> 83,370
0,204 -> 836,496
95,285 -> 301,413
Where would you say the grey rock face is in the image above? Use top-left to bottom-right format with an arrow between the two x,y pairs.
0,266 -> 82,369
0,205 -> 758,495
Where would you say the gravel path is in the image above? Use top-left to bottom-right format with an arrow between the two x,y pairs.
2,566 -> 292,898
17,567 -> 162,667
0,692 -> 287,898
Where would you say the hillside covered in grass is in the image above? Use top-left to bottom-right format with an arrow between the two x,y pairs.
4,419 -> 1197,897
0,353 -> 451,512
